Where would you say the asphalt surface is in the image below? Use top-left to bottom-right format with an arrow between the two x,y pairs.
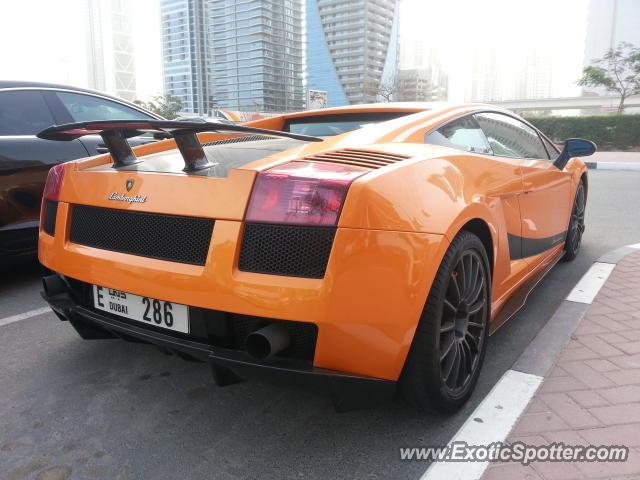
1,169 -> 639,480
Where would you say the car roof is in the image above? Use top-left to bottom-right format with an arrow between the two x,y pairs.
0,80 -> 124,101
283,102 -> 442,120
279,102 -> 511,122
0,80 -> 160,118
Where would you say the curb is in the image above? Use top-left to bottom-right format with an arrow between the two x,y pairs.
585,161 -> 640,171
421,242 -> 640,480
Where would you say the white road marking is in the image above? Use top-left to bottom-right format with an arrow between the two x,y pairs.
0,306 -> 52,327
421,370 -> 543,480
629,243 -> 640,250
566,262 -> 616,304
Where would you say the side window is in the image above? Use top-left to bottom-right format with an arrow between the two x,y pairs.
425,115 -> 492,154
55,92 -> 151,122
475,112 -> 549,160
0,90 -> 55,135
542,136 -> 559,159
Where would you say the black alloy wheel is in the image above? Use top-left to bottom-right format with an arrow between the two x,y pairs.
563,180 -> 586,262
439,250 -> 487,394
400,230 -> 491,412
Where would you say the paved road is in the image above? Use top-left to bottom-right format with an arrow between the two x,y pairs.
1,170 -> 639,480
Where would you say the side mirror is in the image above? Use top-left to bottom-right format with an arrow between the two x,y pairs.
553,138 -> 597,170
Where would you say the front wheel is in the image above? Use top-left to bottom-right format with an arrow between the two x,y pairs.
562,180 -> 586,262
400,231 -> 490,412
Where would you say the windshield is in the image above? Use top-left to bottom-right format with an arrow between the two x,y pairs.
286,112 -> 413,136
289,120 -> 378,136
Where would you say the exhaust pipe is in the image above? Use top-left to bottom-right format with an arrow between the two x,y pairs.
42,274 -> 68,297
245,324 -> 290,361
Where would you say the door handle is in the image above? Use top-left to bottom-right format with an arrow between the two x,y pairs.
96,147 -> 109,154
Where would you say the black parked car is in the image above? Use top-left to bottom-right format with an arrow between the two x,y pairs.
0,81 -> 162,260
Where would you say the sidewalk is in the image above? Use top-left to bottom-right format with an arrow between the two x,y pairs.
483,251 -> 640,480
591,152 -> 640,163
587,152 -> 640,170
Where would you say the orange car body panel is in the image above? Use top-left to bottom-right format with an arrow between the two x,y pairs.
38,103 -> 587,381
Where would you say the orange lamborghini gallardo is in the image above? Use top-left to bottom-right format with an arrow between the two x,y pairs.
37,103 -> 594,412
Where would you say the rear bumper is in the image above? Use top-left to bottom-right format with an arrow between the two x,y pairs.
42,275 -> 396,412
39,202 -> 447,381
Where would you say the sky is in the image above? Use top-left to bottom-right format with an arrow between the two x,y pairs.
0,0 -> 162,101
131,0 -> 163,98
0,0 -> 590,103
399,0 -> 589,101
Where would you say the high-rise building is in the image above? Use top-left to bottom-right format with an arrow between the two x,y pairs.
396,68 -> 447,102
160,0 -> 304,115
306,0 -> 399,107
523,44 -> 554,99
160,0 -> 211,114
85,0 -> 137,101
210,0 -> 304,113
583,0 -> 640,96
397,1 -> 448,102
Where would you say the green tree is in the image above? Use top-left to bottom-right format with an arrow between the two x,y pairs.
134,94 -> 183,119
578,41 -> 640,114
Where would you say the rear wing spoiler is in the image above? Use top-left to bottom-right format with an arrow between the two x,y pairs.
37,120 -> 322,173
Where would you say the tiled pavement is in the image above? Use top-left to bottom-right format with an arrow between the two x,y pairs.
483,251 -> 640,480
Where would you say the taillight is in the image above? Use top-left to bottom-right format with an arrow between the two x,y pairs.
43,163 -> 67,201
246,161 -> 368,225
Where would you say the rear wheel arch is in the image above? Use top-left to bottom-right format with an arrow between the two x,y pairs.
459,218 -> 494,278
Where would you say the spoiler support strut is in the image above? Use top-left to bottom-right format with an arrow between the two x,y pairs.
100,129 -> 140,168
173,130 -> 216,172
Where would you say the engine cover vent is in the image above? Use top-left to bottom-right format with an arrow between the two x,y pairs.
303,148 -> 410,169
202,135 -> 271,147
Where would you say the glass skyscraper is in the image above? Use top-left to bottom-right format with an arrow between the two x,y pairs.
306,0 -> 399,107
161,0 -> 211,114
161,0 -> 304,114
210,0 -> 304,112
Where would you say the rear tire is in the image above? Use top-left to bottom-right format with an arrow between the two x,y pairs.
562,180 -> 586,262
400,231 -> 491,413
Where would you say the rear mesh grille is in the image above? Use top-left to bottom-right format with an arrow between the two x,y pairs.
239,223 -> 335,278
70,205 -> 214,265
42,200 -> 58,236
305,148 -> 410,169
